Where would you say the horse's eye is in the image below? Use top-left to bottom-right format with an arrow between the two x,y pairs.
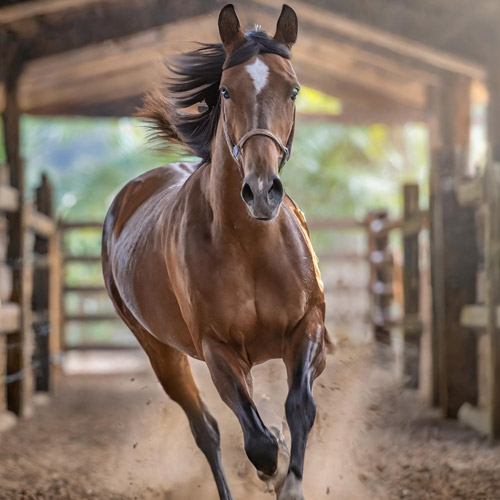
220,86 -> 230,100
291,87 -> 299,100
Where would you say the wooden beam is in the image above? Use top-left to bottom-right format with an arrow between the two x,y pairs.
487,68 -> 500,438
485,162 -> 500,438
61,221 -> 103,230
460,304 -> 500,329
32,174 -> 53,392
64,255 -> 101,263
64,285 -> 107,293
430,74 -> 478,418
0,303 -> 21,334
65,314 -> 120,322
1,0 -> 225,65
3,64 -> 34,417
245,6 -> 436,106
307,217 -> 365,231
456,172 -> 485,207
0,0 -> 110,24
26,205 -> 56,237
257,0 -> 490,77
296,62 -> 428,124
403,184 -> 421,388
0,184 -> 19,212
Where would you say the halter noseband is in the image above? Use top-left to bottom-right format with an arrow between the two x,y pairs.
220,97 -> 295,175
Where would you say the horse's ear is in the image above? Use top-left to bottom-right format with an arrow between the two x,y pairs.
218,4 -> 245,53
274,4 -> 298,49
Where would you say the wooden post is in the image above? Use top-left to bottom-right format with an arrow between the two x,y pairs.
49,222 -> 63,364
485,162 -> 500,438
403,184 -> 421,388
429,75 -> 478,417
486,68 -> 500,438
3,62 -> 34,417
367,210 -> 393,344
32,174 -> 52,392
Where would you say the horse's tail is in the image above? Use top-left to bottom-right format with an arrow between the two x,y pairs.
324,327 -> 335,354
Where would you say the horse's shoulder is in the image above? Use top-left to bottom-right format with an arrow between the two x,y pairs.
105,162 -> 200,240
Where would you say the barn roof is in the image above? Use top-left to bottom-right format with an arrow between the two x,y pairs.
1,0 -> 498,124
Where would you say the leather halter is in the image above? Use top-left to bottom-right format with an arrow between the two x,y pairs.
220,97 -> 296,176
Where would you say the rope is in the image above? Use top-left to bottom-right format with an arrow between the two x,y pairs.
3,359 -> 42,385
2,317 -> 51,384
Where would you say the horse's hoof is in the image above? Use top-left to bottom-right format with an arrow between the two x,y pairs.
257,426 -> 290,492
276,472 -> 304,500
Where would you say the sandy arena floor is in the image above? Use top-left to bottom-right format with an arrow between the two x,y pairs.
0,343 -> 499,500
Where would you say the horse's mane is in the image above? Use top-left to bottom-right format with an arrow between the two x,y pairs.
137,30 -> 290,162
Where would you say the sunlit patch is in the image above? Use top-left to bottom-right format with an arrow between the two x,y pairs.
246,57 -> 269,95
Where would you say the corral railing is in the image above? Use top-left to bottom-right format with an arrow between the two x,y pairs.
0,165 -> 60,422
60,221 -> 133,350
365,187 -> 430,388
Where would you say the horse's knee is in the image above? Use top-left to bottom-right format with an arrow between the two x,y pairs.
244,427 -> 279,476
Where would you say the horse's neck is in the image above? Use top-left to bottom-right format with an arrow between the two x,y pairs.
204,135 -> 249,230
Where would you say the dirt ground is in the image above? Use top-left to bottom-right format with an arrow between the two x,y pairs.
1,343 -> 499,500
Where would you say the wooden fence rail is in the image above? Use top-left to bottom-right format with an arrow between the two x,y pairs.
0,165 -> 59,426
60,221 -> 125,350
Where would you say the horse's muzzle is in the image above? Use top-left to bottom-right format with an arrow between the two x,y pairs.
241,174 -> 284,220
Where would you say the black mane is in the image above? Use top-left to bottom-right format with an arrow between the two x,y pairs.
138,30 -> 290,162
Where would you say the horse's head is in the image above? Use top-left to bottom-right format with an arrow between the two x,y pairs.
218,4 -> 299,221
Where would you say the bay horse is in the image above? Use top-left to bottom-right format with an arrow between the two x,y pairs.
102,5 -> 329,499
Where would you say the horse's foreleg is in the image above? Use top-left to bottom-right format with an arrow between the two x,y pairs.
139,334 -> 233,500
279,309 -> 326,500
202,338 -> 279,477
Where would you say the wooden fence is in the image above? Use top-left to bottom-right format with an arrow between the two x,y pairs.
60,221 -> 123,349
453,162 -> 500,438
365,186 -> 430,388
0,165 -> 59,426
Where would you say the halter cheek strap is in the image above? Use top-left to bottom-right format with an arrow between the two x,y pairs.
221,98 -> 295,176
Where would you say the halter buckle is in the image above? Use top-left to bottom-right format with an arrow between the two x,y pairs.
232,145 -> 240,160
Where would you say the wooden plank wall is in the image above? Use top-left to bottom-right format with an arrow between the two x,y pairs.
430,74 -> 478,418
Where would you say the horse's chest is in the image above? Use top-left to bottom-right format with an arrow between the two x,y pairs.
188,253 -> 309,341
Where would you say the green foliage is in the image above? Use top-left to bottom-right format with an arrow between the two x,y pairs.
296,87 -> 342,115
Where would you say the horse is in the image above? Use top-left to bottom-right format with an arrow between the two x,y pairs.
102,4 -> 329,499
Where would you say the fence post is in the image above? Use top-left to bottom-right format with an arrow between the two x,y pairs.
32,174 -> 52,392
4,67 -> 34,417
367,210 -> 393,345
49,222 -> 63,366
485,162 -> 500,438
403,184 -> 421,388
430,74 -> 478,417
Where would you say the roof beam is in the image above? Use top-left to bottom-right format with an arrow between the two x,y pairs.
250,0 -> 486,80
1,0 -> 227,67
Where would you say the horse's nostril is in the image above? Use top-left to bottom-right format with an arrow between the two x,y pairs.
241,183 -> 254,205
268,177 -> 284,203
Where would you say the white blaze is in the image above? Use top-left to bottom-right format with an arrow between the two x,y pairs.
246,57 -> 269,95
